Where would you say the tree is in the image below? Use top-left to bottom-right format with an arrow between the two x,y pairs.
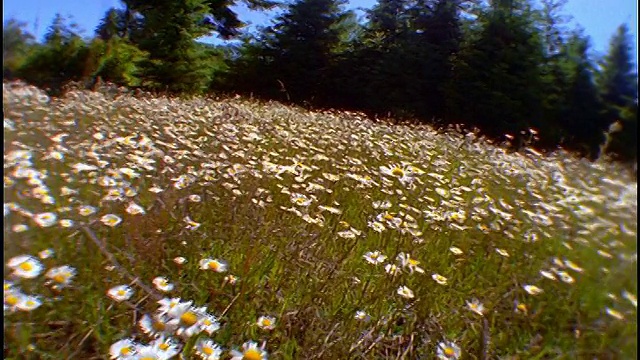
17,14 -> 89,93
3,19 -> 36,78
597,24 -> 638,161
446,0 -> 545,144
597,24 -> 638,114
558,31 -> 606,158
258,0 -> 353,102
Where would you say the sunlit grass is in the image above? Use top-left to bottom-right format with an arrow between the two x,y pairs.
3,81 -> 637,359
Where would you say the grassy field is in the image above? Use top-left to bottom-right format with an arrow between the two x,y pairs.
3,81 -> 637,359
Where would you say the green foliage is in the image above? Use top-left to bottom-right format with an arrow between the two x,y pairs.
3,19 -> 36,79
16,14 -> 90,93
447,1 -> 545,139
89,38 -> 149,87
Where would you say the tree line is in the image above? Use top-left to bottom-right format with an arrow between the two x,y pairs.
3,0 -> 637,164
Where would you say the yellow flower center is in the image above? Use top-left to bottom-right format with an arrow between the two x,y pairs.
53,274 -> 66,283
159,343 -> 169,351
25,300 -> 35,307
5,295 -> 19,306
140,357 -> 155,360
180,311 -> 198,326
444,347 -> 455,357
243,349 -> 263,360
203,347 -> 214,355
383,214 -> 394,221
409,259 -> 418,266
517,304 -> 527,312
391,167 -> 404,176
19,262 -> 33,271
208,262 -> 220,271
117,290 -> 126,297
120,347 -> 132,355
262,319 -> 272,326
152,320 -> 166,331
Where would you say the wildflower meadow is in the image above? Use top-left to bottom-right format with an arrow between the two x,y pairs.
3,81 -> 637,359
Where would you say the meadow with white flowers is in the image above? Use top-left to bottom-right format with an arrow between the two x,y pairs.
3,81 -> 637,359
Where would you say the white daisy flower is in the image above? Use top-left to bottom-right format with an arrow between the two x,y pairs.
256,315 -> 276,330
230,341 -> 268,360
107,285 -> 134,302
397,285 -> 415,299
8,255 -> 43,279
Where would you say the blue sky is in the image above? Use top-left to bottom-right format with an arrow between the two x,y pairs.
3,0 -> 637,63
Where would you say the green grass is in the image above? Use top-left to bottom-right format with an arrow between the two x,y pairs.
3,81 -> 637,359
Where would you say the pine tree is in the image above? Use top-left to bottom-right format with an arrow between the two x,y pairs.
260,0 -> 352,102
597,24 -> 638,161
447,0 -> 544,143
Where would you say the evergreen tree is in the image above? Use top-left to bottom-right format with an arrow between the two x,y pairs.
559,31 -> 606,158
597,24 -> 638,161
447,0 -> 545,144
3,19 -> 36,78
260,0 -> 352,103
597,24 -> 638,114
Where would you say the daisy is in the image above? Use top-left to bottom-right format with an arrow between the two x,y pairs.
256,316 -> 276,330
605,307 -> 624,320
173,257 -> 187,265
200,313 -> 221,335
109,338 -> 138,359
101,214 -> 122,227
516,302 -> 528,314
354,310 -> 370,322
465,298 -> 485,316
157,298 -> 182,315
150,336 -> 181,358
437,341 -> 461,359
152,277 -> 174,293
199,259 -> 228,273
556,271 -> 575,284
230,341 -> 268,360
45,265 -> 76,289
33,212 -> 57,227
523,285 -> 543,296
4,290 -> 25,312
184,216 -> 201,231
368,221 -> 386,233
397,253 -> 425,274
78,205 -> 97,216
495,248 -> 510,257
8,255 -> 43,279
195,338 -> 223,360
397,285 -> 415,299
385,263 -> 402,276
59,219 -> 74,228
539,270 -> 556,281
107,285 -> 134,302
188,195 -> 202,203
16,295 -> 42,311
166,302 -> 204,338
139,313 -> 177,338
432,274 -> 448,285
363,251 -> 387,265
12,224 -> 28,233
449,247 -> 463,255
38,249 -> 53,259
126,202 -> 146,215
622,290 -> 637,307
564,259 -> 584,273
133,345 -> 164,360
380,164 -> 409,178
